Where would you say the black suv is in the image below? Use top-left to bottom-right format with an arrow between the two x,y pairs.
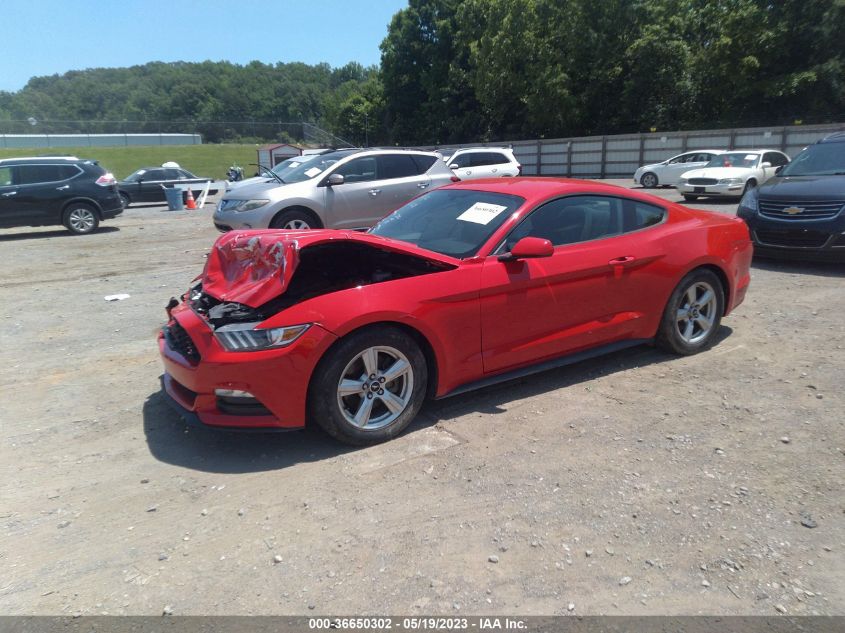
737,132 -> 845,260
0,157 -> 123,234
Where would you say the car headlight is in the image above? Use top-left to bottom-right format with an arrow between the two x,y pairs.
718,178 -> 743,185
737,186 -> 759,216
229,199 -> 270,212
214,322 -> 310,351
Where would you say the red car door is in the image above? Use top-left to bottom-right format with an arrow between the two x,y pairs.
479,195 -> 671,374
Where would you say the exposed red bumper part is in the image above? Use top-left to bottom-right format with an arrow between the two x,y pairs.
157,307 -> 337,430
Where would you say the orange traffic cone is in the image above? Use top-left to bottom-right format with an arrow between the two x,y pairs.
185,188 -> 197,210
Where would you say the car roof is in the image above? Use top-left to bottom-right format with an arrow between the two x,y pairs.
0,155 -> 85,164
819,132 -> 845,143
451,147 -> 514,152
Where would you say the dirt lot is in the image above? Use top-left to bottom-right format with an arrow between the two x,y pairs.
1,181 -> 842,617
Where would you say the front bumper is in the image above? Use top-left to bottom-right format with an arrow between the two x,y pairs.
158,305 -> 338,429
737,209 -> 845,260
212,204 -> 277,231
678,181 -> 745,197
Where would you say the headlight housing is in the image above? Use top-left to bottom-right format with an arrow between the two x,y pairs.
737,185 -> 759,216
718,177 -> 743,185
225,199 -> 270,212
214,322 -> 310,351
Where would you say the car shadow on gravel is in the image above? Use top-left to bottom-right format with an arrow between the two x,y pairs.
144,329 -> 733,473
752,257 -> 845,277
0,226 -> 120,241
142,390 -> 355,474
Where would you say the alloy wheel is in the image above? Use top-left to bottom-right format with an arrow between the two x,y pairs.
336,345 -> 414,430
68,208 -> 96,233
675,281 -> 717,344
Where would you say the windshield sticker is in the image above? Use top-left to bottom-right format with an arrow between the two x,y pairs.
456,202 -> 509,225
304,167 -> 322,178
745,154 -> 757,160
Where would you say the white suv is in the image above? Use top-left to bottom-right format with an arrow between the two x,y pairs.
444,148 -> 521,180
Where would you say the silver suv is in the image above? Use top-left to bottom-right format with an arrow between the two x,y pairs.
213,149 -> 457,231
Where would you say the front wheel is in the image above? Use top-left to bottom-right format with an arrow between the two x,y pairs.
270,209 -> 317,230
741,179 -> 757,197
119,192 -> 130,209
63,203 -> 99,235
309,327 -> 427,445
656,269 -> 724,355
640,172 -> 658,188
682,194 -> 699,202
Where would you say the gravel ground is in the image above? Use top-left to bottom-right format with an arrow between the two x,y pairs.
0,180 -> 842,616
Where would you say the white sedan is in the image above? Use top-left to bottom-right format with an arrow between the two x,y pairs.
677,150 -> 790,201
633,150 -> 725,188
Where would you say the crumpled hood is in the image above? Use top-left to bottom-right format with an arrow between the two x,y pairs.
201,229 -> 458,307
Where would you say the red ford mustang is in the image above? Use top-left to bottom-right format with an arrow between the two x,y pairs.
159,178 -> 752,445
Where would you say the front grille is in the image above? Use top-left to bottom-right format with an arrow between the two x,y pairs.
759,199 -> 845,220
688,178 -> 718,186
755,228 -> 830,248
164,320 -> 201,363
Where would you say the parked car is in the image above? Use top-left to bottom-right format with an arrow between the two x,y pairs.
160,178 -> 752,445
633,150 -> 726,188
213,148 -> 457,231
736,132 -> 845,260
444,147 -> 522,179
0,156 -> 123,234
677,150 -> 790,201
118,166 -> 218,208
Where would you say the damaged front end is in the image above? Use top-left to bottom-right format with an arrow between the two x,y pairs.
158,230 -> 456,430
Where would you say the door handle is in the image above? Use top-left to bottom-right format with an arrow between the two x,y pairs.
56,185 -> 70,190
417,182 -> 429,189
608,256 -> 636,265
369,189 -> 381,196
1,191 -> 16,197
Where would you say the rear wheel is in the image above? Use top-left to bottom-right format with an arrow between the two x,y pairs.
63,203 -> 99,235
309,327 -> 427,445
656,269 -> 724,355
270,209 -> 318,230
640,172 -> 658,188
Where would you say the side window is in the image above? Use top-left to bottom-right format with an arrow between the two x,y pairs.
0,166 -> 14,186
450,153 -> 472,168
410,154 -> 437,174
694,153 -> 712,162
164,169 -> 182,180
765,152 -> 788,167
378,154 -> 419,179
16,164 -> 64,185
472,152 -> 508,167
335,157 -> 378,183
668,154 -> 685,165
177,170 -> 193,179
504,196 -> 624,249
630,201 -> 666,230
144,169 -> 165,181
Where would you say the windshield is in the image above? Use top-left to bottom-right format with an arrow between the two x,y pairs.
281,150 -> 357,183
370,189 -> 525,258
780,143 -> 845,176
705,152 -> 759,169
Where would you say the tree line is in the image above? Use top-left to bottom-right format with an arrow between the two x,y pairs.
1,0 -> 842,146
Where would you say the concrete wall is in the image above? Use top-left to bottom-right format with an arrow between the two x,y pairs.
0,133 -> 202,148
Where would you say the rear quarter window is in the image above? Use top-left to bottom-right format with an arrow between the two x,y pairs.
411,154 -> 437,174
630,201 -> 666,230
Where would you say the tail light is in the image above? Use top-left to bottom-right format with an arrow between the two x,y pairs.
95,172 -> 116,186
517,164 -> 523,176
450,175 -> 461,182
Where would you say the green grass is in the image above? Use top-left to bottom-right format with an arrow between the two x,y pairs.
0,144 -> 261,180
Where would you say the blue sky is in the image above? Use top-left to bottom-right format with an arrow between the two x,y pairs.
0,0 -> 408,92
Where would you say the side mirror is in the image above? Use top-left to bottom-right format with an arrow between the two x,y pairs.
761,162 -> 772,168
449,163 -> 460,170
326,173 -> 344,186
498,237 -> 554,262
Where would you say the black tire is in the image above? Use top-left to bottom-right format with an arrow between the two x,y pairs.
119,192 -> 130,209
308,326 -> 428,446
640,172 -> 658,188
741,179 -> 757,197
682,194 -> 698,202
656,268 -> 724,355
63,203 -> 100,235
270,209 -> 318,230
